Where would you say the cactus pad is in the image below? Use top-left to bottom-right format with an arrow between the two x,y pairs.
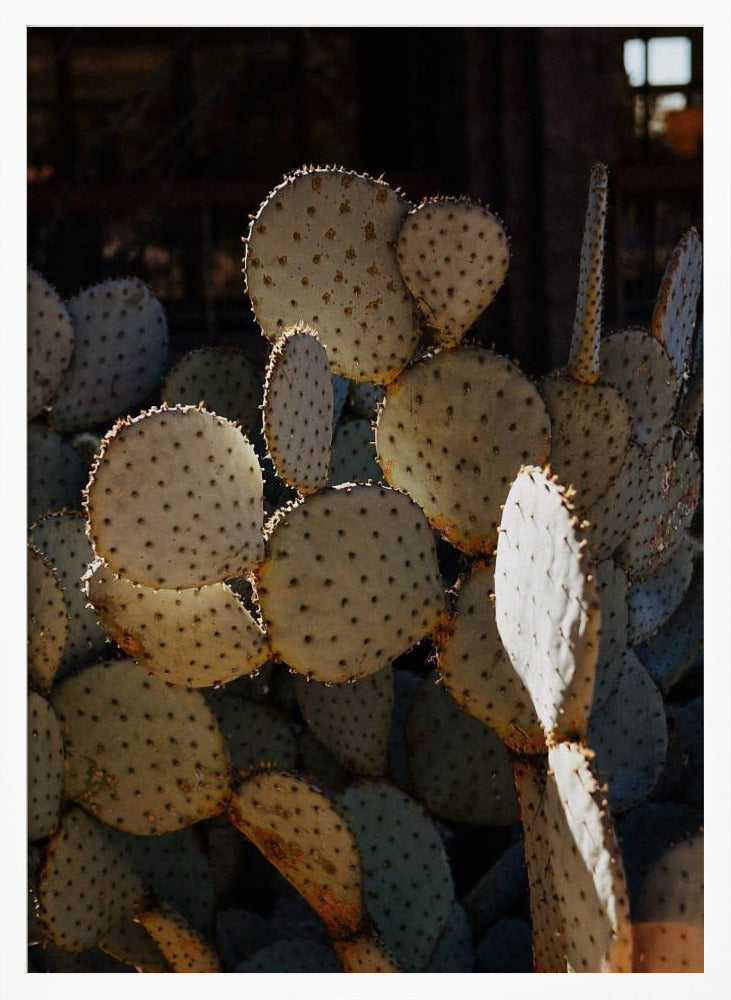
334,933 -> 402,972
295,667 -> 393,776
28,424 -> 86,522
85,405 -> 264,589
376,348 -> 551,554
474,918 -> 533,972
51,278 -> 168,432
51,658 -> 230,834
206,691 -> 297,777
136,905 -> 221,971
29,511 -> 107,675
262,326 -> 334,494
244,166 -> 420,383
425,903 -> 474,972
538,373 -> 631,510
463,841 -> 528,938
592,558 -> 630,711
651,228 -> 703,381
590,649 -> 667,811
396,197 -> 509,347
238,938 -> 341,972
37,806 -> 146,952
567,163 -> 607,385
599,328 -> 677,450
297,729 -> 350,792
332,373 -> 350,423
328,417 -> 383,485
627,533 -> 694,644
255,484 -> 446,682
635,571 -> 703,694
27,268 -> 74,419
229,770 -> 364,939
27,543 -> 68,691
405,675 -> 518,825
494,467 -> 600,741
437,562 -> 544,753
98,918 -> 170,972
161,346 -> 262,436
348,379 -> 385,419
338,780 -> 454,971
584,440 -> 650,562
85,561 -> 267,687
28,691 -> 64,840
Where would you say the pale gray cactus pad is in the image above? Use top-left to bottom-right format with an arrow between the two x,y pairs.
27,691 -> 64,840
161,347 -> 262,437
27,268 -> 74,419
626,533 -> 694,644
651,228 -> 703,382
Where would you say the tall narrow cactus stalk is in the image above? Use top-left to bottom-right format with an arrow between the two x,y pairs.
568,162 -> 608,384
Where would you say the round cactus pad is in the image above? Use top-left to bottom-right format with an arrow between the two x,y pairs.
376,347 -> 551,554
256,484 -> 446,682
262,326 -> 334,494
85,405 -> 263,589
328,417 -> 383,485
27,268 -> 74,419
338,780 -> 454,971
27,424 -> 86,522
30,511 -> 107,675
85,561 -> 267,687
206,691 -> 297,777
51,658 -> 230,834
38,807 -> 147,952
51,278 -> 168,432
245,166 -> 419,383
437,562 -> 544,753
405,676 -> 518,825
27,543 -> 68,691
651,228 -> 703,381
627,533 -> 694,644
295,667 -> 393,775
161,347 -> 262,436
229,770 -> 364,939
396,197 -> 509,347
136,906 -> 221,972
585,440 -> 650,562
28,692 -> 64,840
494,467 -> 600,741
599,328 -> 677,450
539,373 -> 631,510
545,742 -> 632,972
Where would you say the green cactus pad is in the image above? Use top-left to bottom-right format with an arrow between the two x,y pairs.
37,806 -> 147,952
405,675 -> 518,825
206,690 -> 297,777
244,166 -> 420,384
635,571 -> 703,694
338,780 -> 454,971
348,380 -> 385,419
334,933 -> 402,972
229,770 -> 364,939
437,562 -> 544,753
262,326 -> 334,494
396,197 -> 509,347
567,163 -> 607,385
29,511 -> 107,676
28,692 -> 64,840
585,440 -> 650,562
462,842 -> 528,938
51,658 -> 230,834
538,373 -> 631,510
85,561 -> 267,687
136,905 -> 221,971
297,729 -> 351,792
27,268 -> 74,419
376,347 -> 551,554
616,425 -> 701,580
425,903 -> 473,972
50,278 -> 168,433
590,649 -> 667,811
545,742 -> 632,971
592,558 -> 630,711
98,918 -> 170,972
27,543 -> 68,691
295,667 -> 393,776
161,346 -> 262,436
28,424 -> 86,522
494,467 -> 600,741
512,757 -> 566,972
328,417 -> 383,485
237,938 -> 341,972
474,917 -> 533,973
255,484 -> 446,682
85,405 -> 264,589
651,228 -> 703,382
627,533 -> 694,644
599,327 -> 677,450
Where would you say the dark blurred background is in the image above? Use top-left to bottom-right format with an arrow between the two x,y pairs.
27,27 -> 702,375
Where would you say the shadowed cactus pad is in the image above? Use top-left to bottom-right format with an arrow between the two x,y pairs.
206,691 -> 297,777
334,933 -> 402,972
592,558 -> 630,711
28,424 -> 86,522
244,166 -> 420,383
237,938 -> 341,972
85,561 -> 267,687
86,405 -> 263,589
136,905 -> 221,972
328,417 -> 383,485
262,326 -> 334,494
51,658 -> 230,834
626,534 -> 694,644
28,691 -> 64,840
584,440 -> 650,562
51,278 -> 168,432
376,347 -> 551,554
494,467 -> 600,741
161,347 -> 262,436
27,268 -> 74,419
651,228 -> 703,382
396,197 -> 509,347
255,484 -> 446,682
27,543 -> 68,691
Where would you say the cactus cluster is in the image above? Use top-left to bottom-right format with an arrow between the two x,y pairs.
27,163 -> 702,973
